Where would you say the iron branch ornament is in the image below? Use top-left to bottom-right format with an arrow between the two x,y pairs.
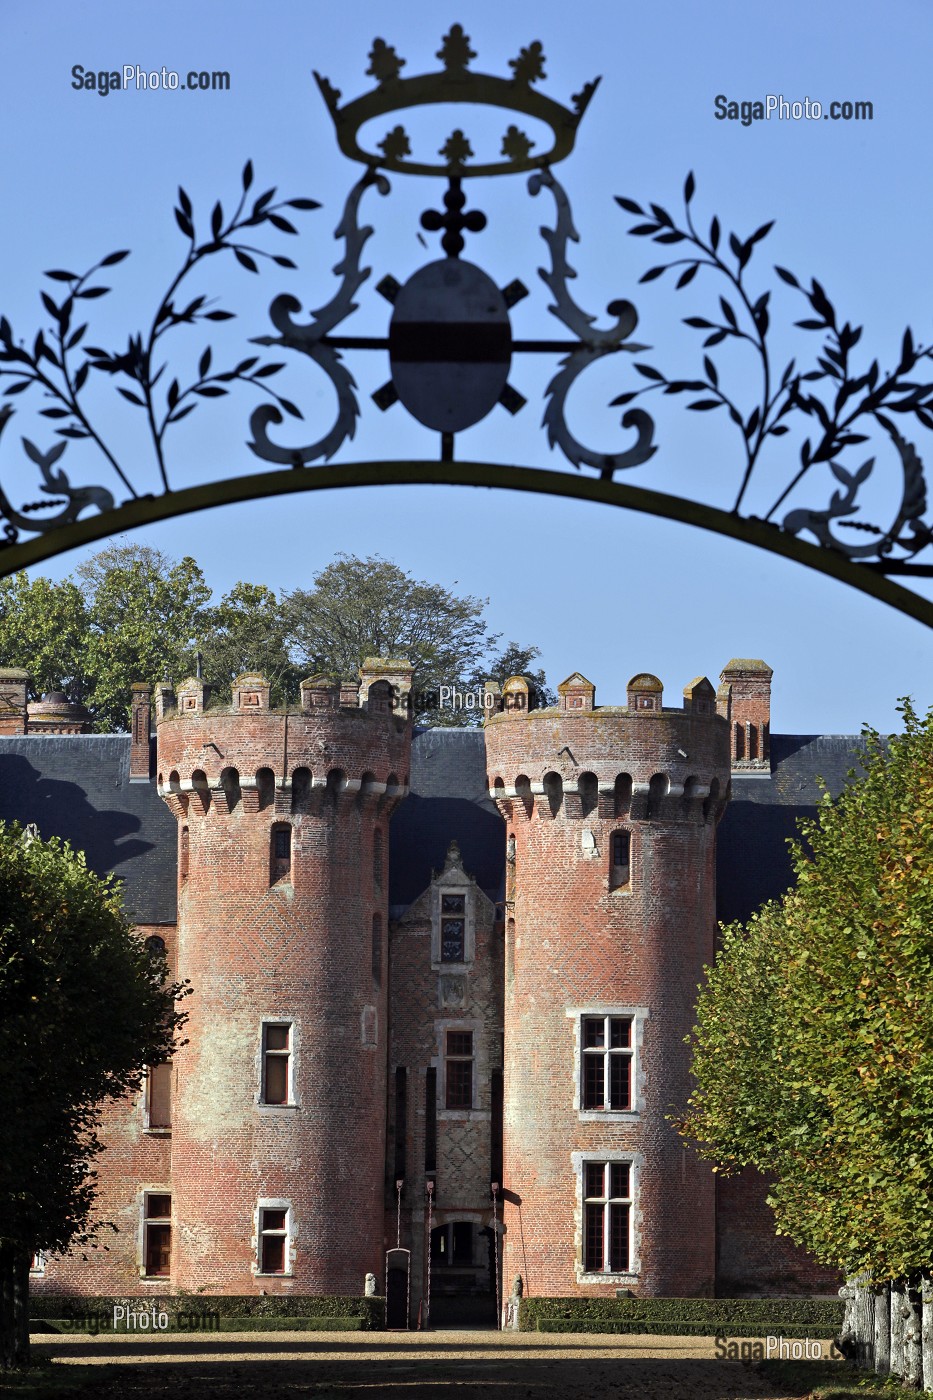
2,27 -> 933,628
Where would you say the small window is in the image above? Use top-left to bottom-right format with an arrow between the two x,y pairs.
373,829 -> 383,888
610,830 -> 631,891
145,1062 -> 172,1129
582,1016 -> 633,1111
262,1023 -> 291,1104
440,894 -> 466,962
144,1193 -> 172,1277
180,826 -> 189,882
445,1030 -> 474,1110
583,1162 -> 631,1273
29,1252 -> 45,1275
258,1207 -> 289,1274
271,826 -> 291,884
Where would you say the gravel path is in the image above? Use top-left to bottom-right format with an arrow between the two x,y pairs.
32,1328 -> 839,1399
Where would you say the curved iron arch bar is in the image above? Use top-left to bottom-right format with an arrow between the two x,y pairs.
3,461 -> 932,629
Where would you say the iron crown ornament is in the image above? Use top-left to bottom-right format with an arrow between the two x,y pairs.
1,26 -> 933,630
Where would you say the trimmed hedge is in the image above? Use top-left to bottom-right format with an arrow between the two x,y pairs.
29,1294 -> 384,1330
519,1296 -> 844,1336
32,1315 -> 365,1335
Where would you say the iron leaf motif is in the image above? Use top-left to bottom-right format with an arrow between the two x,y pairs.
248,169 -> 390,465
530,168 -> 656,478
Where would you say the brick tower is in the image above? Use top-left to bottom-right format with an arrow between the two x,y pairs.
157,661 -> 412,1294
484,671 -> 731,1298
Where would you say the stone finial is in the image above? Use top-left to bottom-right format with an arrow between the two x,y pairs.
359,657 -> 413,716
557,672 -> 595,712
500,674 -> 530,715
176,676 -> 210,714
626,673 -> 663,712
26,692 -> 92,734
233,672 -> 270,712
683,676 -> 715,715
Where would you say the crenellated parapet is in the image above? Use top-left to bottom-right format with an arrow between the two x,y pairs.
156,668 -> 412,825
485,670 -> 731,826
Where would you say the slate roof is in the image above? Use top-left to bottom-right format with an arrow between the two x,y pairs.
0,735 -> 177,924
389,728 -> 504,914
716,734 -> 866,926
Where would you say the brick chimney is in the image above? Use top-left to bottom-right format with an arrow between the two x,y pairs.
717,659 -> 772,774
0,668 -> 29,734
130,682 -> 152,782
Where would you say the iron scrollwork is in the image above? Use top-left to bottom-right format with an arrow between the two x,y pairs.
530,168 -> 655,479
248,169 -> 390,466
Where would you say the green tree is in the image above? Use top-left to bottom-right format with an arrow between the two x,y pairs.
0,573 -> 90,700
78,545 -> 211,731
475,640 -> 557,709
0,824 -> 188,1370
199,581 -> 300,707
283,553 -> 498,723
679,700 -> 933,1283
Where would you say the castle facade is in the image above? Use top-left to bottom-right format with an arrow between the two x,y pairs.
0,658 -> 842,1321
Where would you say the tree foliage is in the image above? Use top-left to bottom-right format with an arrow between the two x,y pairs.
76,545 -> 212,731
284,553 -> 501,725
0,823 -> 188,1368
679,701 -> 933,1281
200,580 -> 300,709
0,572 -> 90,702
0,547 -> 552,732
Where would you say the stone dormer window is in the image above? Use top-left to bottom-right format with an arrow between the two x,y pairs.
430,842 -> 476,966
440,894 -> 466,962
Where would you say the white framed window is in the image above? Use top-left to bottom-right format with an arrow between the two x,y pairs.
256,1200 -> 291,1275
569,1006 -> 647,1118
142,1192 -> 172,1277
582,1160 -> 632,1273
29,1251 -> 45,1275
430,877 -> 476,967
261,1022 -> 292,1104
581,1015 -> 633,1110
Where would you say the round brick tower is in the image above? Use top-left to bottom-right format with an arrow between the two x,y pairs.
157,661 -> 411,1295
484,670 -> 731,1298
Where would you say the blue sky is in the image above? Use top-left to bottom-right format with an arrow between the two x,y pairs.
3,0 -> 932,733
